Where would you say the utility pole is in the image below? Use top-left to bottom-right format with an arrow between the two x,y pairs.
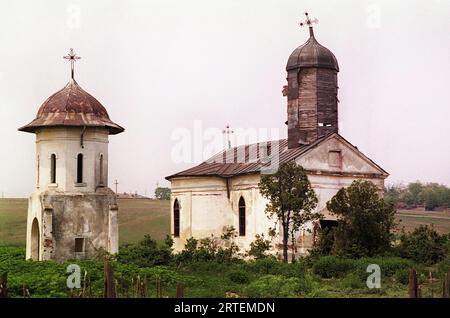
114,180 -> 118,195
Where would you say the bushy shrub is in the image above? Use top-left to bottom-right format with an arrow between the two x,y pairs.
118,235 -> 173,267
174,227 -> 241,264
394,269 -> 409,285
247,234 -> 272,259
357,257 -> 414,277
396,225 -> 448,264
244,275 -> 312,298
340,272 -> 365,289
227,270 -> 250,284
312,256 -> 357,278
246,257 -> 279,275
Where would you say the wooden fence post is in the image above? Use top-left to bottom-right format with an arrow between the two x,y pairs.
176,282 -> 184,298
104,260 -> 116,298
442,275 -> 447,298
447,269 -> 450,298
408,268 -> 418,298
0,273 -> 7,298
156,277 -> 161,298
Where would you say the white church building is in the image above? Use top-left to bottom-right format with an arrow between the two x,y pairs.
166,18 -> 388,257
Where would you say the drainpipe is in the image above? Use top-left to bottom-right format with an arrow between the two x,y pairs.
226,177 -> 231,199
80,126 -> 86,149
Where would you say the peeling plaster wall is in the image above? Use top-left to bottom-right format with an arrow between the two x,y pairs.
26,127 -> 118,262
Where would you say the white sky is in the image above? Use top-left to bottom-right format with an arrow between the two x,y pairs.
0,0 -> 449,197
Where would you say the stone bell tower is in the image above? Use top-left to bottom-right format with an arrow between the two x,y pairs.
285,12 -> 339,148
19,49 -> 125,262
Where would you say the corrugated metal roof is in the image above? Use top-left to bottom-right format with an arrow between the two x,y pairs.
167,136 -> 326,180
166,133 -> 389,180
18,79 -> 124,135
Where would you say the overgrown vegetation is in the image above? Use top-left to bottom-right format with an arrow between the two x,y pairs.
325,180 -> 397,257
1,240 -> 449,298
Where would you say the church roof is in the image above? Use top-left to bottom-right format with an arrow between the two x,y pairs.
18,79 -> 124,135
286,28 -> 339,72
166,133 -> 388,180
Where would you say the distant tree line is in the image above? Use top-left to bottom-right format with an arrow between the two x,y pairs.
154,187 -> 171,200
384,182 -> 450,211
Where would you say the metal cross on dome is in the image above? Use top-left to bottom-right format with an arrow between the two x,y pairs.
63,48 -> 81,80
222,124 -> 234,150
299,12 -> 318,36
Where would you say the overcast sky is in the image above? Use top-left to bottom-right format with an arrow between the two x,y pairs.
1,0 -> 449,198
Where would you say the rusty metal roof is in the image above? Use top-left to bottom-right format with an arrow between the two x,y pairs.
166,133 -> 388,180
286,30 -> 339,72
167,136 -> 321,180
18,79 -> 124,134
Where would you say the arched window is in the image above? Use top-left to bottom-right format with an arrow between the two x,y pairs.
50,154 -> 56,183
239,197 -> 246,236
77,154 -> 83,183
99,154 -> 104,185
173,199 -> 180,237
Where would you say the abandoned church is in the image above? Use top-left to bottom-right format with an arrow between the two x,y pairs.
19,49 -> 124,262
167,17 -> 388,258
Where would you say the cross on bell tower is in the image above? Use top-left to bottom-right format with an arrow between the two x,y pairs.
299,12 -> 318,37
63,48 -> 81,80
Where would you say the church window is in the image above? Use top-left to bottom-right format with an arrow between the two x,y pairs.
239,197 -> 246,236
50,154 -> 56,183
77,153 -> 83,183
99,154 -> 104,185
328,150 -> 342,168
75,237 -> 85,253
174,199 -> 180,237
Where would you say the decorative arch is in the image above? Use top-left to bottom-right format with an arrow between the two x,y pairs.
30,218 -> 40,261
238,196 -> 246,236
173,199 -> 180,237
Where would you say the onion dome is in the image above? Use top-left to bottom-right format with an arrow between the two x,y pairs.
286,27 -> 339,72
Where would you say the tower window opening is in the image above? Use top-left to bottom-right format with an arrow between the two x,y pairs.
50,154 -> 56,183
318,122 -> 332,127
99,154 -> 104,185
75,237 -> 85,253
77,154 -> 83,183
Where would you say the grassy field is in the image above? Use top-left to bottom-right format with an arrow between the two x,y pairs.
0,198 -> 449,246
0,198 -> 170,246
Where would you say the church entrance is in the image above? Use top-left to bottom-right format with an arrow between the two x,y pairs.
31,218 -> 40,261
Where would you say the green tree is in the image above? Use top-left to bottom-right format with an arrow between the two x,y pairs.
403,181 -> 423,207
259,161 -> 320,262
154,187 -> 171,200
327,180 -> 397,257
397,225 -> 448,264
